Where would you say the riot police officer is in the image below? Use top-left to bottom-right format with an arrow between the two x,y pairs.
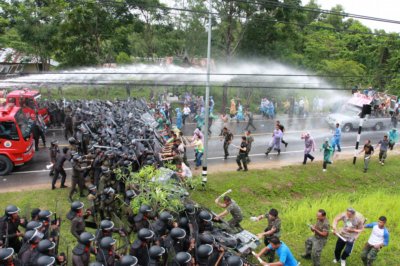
72,232 -> 96,266
67,202 -> 91,241
148,246 -> 165,266
129,229 -> 154,266
0,205 -> 25,253
96,237 -> 118,266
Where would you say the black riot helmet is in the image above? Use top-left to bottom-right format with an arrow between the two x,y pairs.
5,205 -> 20,216
149,246 -> 165,259
100,220 -> 114,231
159,211 -> 173,222
101,166 -> 110,174
174,252 -> 191,265
184,204 -> 195,215
139,205 -> 152,214
199,234 -> 215,245
198,211 -> 212,222
79,232 -> 95,245
68,137 -> 77,145
137,228 -> 154,241
31,208 -> 41,220
125,190 -> 136,199
100,237 -> 116,249
37,239 -> 56,253
0,248 -> 14,262
89,263 -> 104,266
226,256 -> 244,266
197,244 -> 213,258
24,230 -> 44,244
170,228 -> 186,240
71,201 -> 84,212
37,255 -> 55,266
119,255 -> 138,266
38,210 -> 52,221
178,217 -> 189,228
26,221 -> 43,231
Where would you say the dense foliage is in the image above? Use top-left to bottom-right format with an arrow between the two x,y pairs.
1,0 -> 400,92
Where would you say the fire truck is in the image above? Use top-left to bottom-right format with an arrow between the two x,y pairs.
4,89 -> 50,125
0,104 -> 34,175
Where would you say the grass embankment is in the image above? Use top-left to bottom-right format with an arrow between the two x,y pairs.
0,157 -> 399,265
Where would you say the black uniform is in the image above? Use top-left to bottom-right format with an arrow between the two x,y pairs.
72,243 -> 94,266
32,122 -> 46,151
52,153 -> 68,189
244,111 -> 256,131
64,115 -> 73,140
0,216 -> 23,253
236,141 -> 248,171
49,147 -> 59,176
129,240 -> 149,266
70,216 -> 86,241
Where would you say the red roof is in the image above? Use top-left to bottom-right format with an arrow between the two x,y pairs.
7,89 -> 40,98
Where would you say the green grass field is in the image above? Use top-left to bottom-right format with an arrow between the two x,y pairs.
0,157 -> 399,265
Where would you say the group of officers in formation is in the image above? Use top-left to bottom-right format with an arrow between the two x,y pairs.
0,98 -> 392,266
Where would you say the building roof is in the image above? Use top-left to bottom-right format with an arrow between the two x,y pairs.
0,47 -> 58,66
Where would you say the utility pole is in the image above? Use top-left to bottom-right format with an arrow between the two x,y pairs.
202,0 -> 212,186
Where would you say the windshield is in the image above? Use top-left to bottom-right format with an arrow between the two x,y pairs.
340,105 -> 361,116
15,109 -> 32,139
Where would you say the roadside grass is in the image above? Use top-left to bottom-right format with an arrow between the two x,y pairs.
0,157 -> 399,265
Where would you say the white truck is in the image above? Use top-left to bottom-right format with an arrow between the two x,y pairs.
326,92 -> 397,132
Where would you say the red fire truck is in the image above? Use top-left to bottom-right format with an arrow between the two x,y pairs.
5,89 -> 50,125
0,104 -> 34,175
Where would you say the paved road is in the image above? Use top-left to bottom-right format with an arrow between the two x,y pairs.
0,115 -> 393,192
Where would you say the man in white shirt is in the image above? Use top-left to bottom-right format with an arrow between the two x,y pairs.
361,216 -> 389,266
183,104 -> 191,125
176,162 -> 192,181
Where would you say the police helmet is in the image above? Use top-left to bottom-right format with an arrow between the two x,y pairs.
100,220 -> 114,231
185,204 -> 195,215
73,155 -> 82,161
199,234 -> 215,245
170,228 -> 186,240
50,140 -> 58,145
139,205 -> 152,214
178,217 -> 189,228
226,256 -> 243,266
89,263 -> 104,266
38,239 -> 56,253
137,228 -> 154,241
71,201 -> 84,211
100,237 -> 116,249
119,255 -> 138,266
0,248 -> 14,261
24,230 -> 44,244
198,210 -> 212,222
174,252 -> 191,265
38,210 -> 52,220
159,211 -> 173,222
5,205 -> 20,216
26,221 -> 43,231
149,246 -> 165,259
31,208 -> 41,219
101,166 -> 110,174
88,184 -> 97,191
197,244 -> 213,258
125,190 -> 136,199
79,232 -> 95,245
104,187 -> 115,195
36,255 -> 56,266
68,137 -> 77,145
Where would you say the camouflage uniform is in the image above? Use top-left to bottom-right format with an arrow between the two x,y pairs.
360,244 -> 380,266
304,218 -> 330,266
263,216 -> 281,262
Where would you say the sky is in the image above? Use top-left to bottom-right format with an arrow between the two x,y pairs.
303,0 -> 400,33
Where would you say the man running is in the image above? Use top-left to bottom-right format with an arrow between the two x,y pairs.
375,135 -> 389,166
245,108 -> 256,131
332,208 -> 364,266
361,216 -> 389,266
220,127 -> 233,160
276,121 -> 288,148
302,132 -> 315,164
235,136 -> 248,171
302,209 -> 330,266
359,139 -> 374,173
265,125 -> 283,156
332,123 -> 342,152
321,138 -> 333,172
245,130 -> 254,163
388,128 -> 398,150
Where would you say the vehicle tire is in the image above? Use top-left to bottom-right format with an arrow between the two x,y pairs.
0,155 -> 13,176
374,122 -> 384,131
343,124 -> 352,133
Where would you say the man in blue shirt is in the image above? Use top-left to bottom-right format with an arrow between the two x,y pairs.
256,237 -> 299,266
361,216 -> 389,266
332,123 -> 342,152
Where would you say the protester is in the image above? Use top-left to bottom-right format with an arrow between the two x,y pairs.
235,136 -> 248,171
301,132 -> 315,164
375,135 -> 389,166
244,108 -> 256,131
220,127 -> 234,160
214,196 -> 243,228
361,216 -> 389,266
359,140 -> 374,173
321,138 -> 333,172
332,208 -> 364,266
388,128 -> 398,150
265,125 -> 283,156
332,123 -> 342,152
244,130 -> 254,163
256,237 -> 299,266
